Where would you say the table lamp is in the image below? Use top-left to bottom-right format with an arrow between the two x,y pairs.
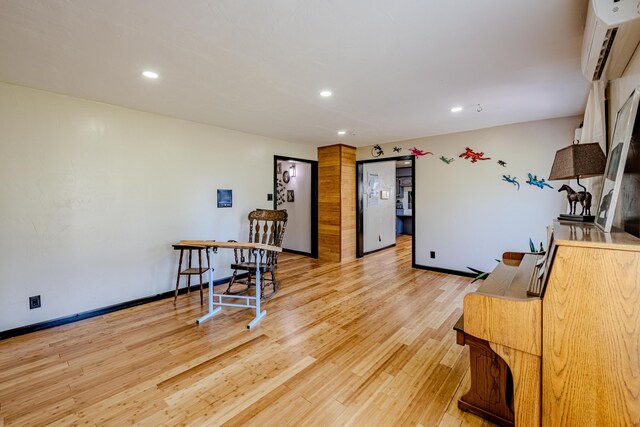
548,142 -> 606,222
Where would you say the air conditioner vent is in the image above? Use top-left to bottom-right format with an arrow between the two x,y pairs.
593,27 -> 617,81
581,0 -> 640,82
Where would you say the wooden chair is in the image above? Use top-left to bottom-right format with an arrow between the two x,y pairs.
172,244 -> 211,305
224,209 -> 288,300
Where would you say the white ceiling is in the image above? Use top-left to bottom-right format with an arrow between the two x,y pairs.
0,1 -> 589,146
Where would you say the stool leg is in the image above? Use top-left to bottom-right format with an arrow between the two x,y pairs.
198,249 -> 204,305
187,249 -> 192,295
174,249 -> 184,305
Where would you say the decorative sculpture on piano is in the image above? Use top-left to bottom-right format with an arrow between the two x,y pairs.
558,184 -> 592,215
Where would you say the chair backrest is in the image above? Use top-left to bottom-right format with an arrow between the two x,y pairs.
248,209 -> 287,264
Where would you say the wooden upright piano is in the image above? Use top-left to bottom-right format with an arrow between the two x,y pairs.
457,222 -> 640,426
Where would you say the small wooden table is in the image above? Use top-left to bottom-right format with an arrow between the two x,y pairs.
178,240 -> 282,329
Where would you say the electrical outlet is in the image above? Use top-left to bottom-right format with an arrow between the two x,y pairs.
29,295 -> 41,309
267,193 -> 273,201
430,251 -> 436,259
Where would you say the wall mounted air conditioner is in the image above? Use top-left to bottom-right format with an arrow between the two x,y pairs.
581,0 -> 640,81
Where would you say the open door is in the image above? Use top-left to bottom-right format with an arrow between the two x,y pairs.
273,155 -> 318,258
356,155 -> 415,262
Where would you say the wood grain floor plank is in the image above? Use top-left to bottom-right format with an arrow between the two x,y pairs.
0,236 -> 491,426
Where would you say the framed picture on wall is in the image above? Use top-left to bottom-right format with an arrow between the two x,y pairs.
287,190 -> 294,202
217,189 -> 233,208
595,88 -> 640,232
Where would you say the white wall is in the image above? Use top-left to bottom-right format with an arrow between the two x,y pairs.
0,82 -> 315,332
277,160 -> 311,253
357,117 -> 579,273
363,161 -> 396,252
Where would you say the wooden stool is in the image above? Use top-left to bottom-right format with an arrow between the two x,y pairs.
172,245 -> 210,305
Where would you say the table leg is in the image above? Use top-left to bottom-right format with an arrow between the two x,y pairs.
197,248 -> 221,324
247,249 -> 266,329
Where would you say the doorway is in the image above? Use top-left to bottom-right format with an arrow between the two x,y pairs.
273,155 -> 318,258
356,155 -> 415,263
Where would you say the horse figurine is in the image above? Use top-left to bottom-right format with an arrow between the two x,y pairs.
558,184 -> 592,215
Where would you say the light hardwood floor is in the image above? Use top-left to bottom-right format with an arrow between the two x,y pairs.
0,235 -> 495,426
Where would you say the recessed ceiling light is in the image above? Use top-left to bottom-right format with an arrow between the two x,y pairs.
320,90 -> 333,97
450,106 -> 463,113
142,70 -> 159,79
337,130 -> 347,135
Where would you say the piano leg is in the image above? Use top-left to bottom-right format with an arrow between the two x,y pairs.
491,343 -> 541,427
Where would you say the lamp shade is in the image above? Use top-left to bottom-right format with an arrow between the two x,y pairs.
548,143 -> 606,180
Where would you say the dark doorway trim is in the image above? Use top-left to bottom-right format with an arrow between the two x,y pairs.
356,155 -> 415,266
273,155 -> 318,258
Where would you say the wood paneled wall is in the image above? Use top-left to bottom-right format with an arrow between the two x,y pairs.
318,144 -> 356,262
340,147 -> 356,262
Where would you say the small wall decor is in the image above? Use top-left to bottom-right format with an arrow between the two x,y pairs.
497,160 -> 507,167
287,190 -> 295,202
459,147 -> 491,163
276,178 -> 286,206
393,147 -> 402,153
367,173 -> 380,207
526,173 -> 553,189
282,170 -> 290,183
502,175 -> 520,190
558,184 -> 592,215
217,189 -> 232,208
408,147 -> 433,157
439,156 -> 454,164
371,144 -> 384,157
276,162 -> 282,174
